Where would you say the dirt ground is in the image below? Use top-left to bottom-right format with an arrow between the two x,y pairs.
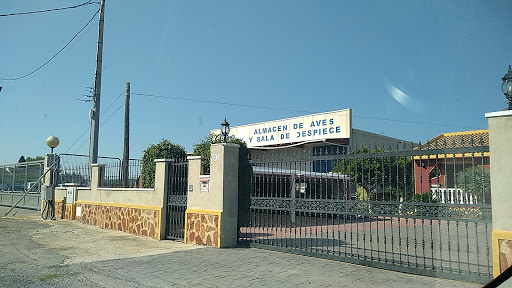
1,209 -> 202,264
0,207 -> 485,288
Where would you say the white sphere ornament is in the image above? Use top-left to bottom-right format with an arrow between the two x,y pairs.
46,136 -> 60,152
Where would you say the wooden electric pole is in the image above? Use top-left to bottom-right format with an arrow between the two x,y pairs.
122,82 -> 130,187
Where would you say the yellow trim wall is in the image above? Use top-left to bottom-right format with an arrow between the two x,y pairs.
443,129 -> 488,136
65,203 -> 76,220
413,152 -> 489,160
76,200 -> 161,211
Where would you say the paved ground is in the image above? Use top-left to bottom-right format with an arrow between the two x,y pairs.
0,207 -> 483,288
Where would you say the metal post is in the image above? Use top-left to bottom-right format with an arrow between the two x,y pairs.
12,165 -> 16,192
89,0 -> 106,167
290,174 -> 296,223
122,82 -> 130,187
1,165 -> 4,191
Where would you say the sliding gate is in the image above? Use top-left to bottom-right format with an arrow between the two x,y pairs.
166,159 -> 188,240
239,140 -> 492,284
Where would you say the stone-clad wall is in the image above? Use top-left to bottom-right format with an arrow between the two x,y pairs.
65,204 -> 74,220
54,200 -> 75,220
499,239 -> 512,273
55,200 -> 64,219
76,202 -> 160,239
186,212 -> 219,247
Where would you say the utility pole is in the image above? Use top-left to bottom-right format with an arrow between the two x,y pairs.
122,82 -> 130,188
89,0 -> 105,167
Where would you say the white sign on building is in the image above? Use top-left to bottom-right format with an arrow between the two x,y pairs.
218,109 -> 352,148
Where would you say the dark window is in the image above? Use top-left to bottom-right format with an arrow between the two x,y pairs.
312,145 -> 347,172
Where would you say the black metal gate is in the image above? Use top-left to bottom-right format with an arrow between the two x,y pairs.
239,136 -> 492,284
166,159 -> 188,240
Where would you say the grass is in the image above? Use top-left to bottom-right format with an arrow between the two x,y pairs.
36,273 -> 62,283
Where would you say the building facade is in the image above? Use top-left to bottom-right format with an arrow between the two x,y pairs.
214,109 -> 412,172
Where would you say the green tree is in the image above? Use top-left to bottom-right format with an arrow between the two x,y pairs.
456,166 -> 491,204
18,156 -> 26,163
332,147 -> 415,201
192,133 -> 250,174
141,139 -> 186,188
25,156 -> 45,162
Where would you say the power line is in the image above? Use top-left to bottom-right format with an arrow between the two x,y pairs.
131,92 -> 314,113
101,90 -> 124,117
101,102 -> 124,128
0,1 -> 97,17
0,8 -> 100,81
63,122 -> 91,156
62,90 -> 125,155
131,92 -> 476,129
66,103 -> 124,155
67,102 -> 123,155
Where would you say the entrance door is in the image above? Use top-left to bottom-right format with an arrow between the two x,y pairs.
166,160 -> 188,240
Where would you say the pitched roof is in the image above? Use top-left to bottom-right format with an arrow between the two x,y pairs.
419,130 -> 489,149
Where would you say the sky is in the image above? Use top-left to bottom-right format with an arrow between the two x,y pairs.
1,0 -> 511,164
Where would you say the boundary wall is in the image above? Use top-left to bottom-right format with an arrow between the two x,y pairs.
53,159 -> 171,240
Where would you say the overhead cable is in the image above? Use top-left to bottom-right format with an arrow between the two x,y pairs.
131,92 -> 314,114
131,92 -> 475,129
0,1 -> 97,17
62,90 -> 125,155
0,8 -> 99,81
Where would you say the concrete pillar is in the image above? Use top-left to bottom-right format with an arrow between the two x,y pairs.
90,164 -> 104,189
185,143 -> 240,248
42,154 -> 58,211
154,159 -> 173,240
485,110 -> 512,277
43,154 -> 59,186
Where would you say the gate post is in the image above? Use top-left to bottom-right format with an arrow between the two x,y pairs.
185,143 -> 239,247
154,159 -> 173,240
486,110 -> 512,277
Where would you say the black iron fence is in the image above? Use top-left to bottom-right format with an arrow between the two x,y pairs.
239,138 -> 492,284
58,154 -> 141,188
167,159 -> 189,240
58,154 -> 91,187
101,159 -> 142,188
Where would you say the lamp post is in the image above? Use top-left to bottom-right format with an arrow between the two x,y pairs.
46,136 -> 59,154
501,65 -> 512,110
220,117 -> 230,143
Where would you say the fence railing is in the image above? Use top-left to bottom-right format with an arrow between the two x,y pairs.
58,154 -> 91,187
240,137 -> 492,283
0,160 -> 44,193
58,154 -> 134,188
101,159 -> 142,188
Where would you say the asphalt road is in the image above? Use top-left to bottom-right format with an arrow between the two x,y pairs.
0,207 -> 483,288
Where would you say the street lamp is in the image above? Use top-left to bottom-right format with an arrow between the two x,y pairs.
501,65 -> 512,110
46,136 -> 59,154
220,117 -> 230,143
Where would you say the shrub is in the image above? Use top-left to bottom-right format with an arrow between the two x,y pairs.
456,166 -> 491,204
141,139 -> 186,188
